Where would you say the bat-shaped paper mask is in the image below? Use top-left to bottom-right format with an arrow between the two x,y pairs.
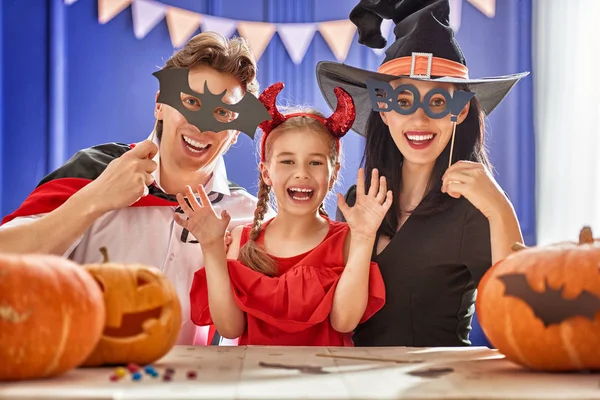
498,273 -> 600,327
366,78 -> 475,122
152,68 -> 271,138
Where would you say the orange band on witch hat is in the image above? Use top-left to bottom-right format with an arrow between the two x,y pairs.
377,52 -> 469,80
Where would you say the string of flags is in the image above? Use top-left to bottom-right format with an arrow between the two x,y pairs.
64,0 -> 495,64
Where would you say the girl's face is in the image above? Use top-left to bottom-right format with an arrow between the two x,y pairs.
379,78 -> 470,168
260,128 -> 338,216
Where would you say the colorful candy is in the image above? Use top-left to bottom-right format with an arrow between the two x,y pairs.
127,363 -> 140,373
187,370 -> 197,379
132,371 -> 142,381
144,365 -> 159,377
114,367 -> 127,378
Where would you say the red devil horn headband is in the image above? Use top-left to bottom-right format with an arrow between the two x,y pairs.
257,82 -> 356,161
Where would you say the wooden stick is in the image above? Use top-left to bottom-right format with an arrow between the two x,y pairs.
149,118 -> 159,143
315,353 -> 423,364
448,120 -> 458,168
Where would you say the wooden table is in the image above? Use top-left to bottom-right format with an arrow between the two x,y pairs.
1,345 -> 599,399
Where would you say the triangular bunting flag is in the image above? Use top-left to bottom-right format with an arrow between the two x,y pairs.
467,0 -> 495,18
449,0 -> 463,32
201,15 -> 238,39
166,7 -> 202,48
276,23 -> 317,65
372,19 -> 394,56
98,0 -> 133,24
237,22 -> 276,62
131,0 -> 166,39
318,20 -> 356,62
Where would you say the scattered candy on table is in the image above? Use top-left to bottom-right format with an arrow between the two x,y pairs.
144,365 -> 158,377
187,370 -> 197,379
108,365 -> 196,382
127,363 -> 140,373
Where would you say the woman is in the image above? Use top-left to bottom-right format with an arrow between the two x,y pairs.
316,0 -> 529,347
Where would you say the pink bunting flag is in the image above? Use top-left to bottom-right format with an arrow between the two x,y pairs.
201,15 -> 238,40
131,0 -> 166,39
276,23 -> 317,65
237,21 -> 277,62
318,20 -> 357,63
467,0 -> 495,18
166,7 -> 202,48
98,0 -> 133,24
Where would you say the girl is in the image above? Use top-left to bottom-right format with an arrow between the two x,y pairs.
176,82 -> 392,346
316,0 -> 529,347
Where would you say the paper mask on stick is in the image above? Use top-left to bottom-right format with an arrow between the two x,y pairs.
366,79 -> 475,121
366,78 -> 475,166
152,68 -> 271,139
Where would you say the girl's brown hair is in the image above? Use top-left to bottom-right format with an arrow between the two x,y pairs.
238,110 -> 341,276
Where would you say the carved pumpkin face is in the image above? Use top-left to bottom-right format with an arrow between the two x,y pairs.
81,254 -> 182,367
477,227 -> 600,371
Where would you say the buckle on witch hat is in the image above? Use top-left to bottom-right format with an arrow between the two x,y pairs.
410,52 -> 433,79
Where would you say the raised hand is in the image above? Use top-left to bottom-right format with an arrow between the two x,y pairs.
337,168 -> 393,239
441,160 -> 510,220
173,185 -> 231,250
82,140 -> 158,213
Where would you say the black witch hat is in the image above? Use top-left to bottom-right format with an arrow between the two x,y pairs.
316,0 -> 529,136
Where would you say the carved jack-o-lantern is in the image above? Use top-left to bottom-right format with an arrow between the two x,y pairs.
81,248 -> 182,367
477,227 -> 600,371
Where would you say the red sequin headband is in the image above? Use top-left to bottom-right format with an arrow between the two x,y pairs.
257,82 -> 356,162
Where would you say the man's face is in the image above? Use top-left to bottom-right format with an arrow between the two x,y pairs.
154,65 -> 245,174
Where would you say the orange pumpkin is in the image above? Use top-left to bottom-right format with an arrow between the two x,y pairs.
0,254 -> 105,381
81,248 -> 182,367
477,227 -> 600,371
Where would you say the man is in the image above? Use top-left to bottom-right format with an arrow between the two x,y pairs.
0,31 -> 273,345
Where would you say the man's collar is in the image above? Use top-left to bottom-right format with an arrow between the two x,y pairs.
146,132 -> 231,197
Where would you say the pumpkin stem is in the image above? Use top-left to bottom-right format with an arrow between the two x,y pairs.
99,247 -> 110,263
511,242 -> 527,252
579,226 -> 594,245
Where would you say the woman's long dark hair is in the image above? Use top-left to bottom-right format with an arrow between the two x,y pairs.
363,88 -> 491,238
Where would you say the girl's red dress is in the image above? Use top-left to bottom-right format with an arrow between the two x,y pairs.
189,218 -> 386,346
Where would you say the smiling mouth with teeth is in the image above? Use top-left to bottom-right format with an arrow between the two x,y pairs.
287,187 -> 315,201
182,134 -> 211,153
405,133 -> 436,143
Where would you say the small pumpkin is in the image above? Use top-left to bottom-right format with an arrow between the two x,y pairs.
477,227 -> 600,371
0,254 -> 105,381
81,248 -> 182,367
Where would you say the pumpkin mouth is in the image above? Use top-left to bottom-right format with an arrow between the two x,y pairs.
103,306 -> 164,337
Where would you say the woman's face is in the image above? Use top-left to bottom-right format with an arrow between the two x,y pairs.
379,78 -> 470,168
